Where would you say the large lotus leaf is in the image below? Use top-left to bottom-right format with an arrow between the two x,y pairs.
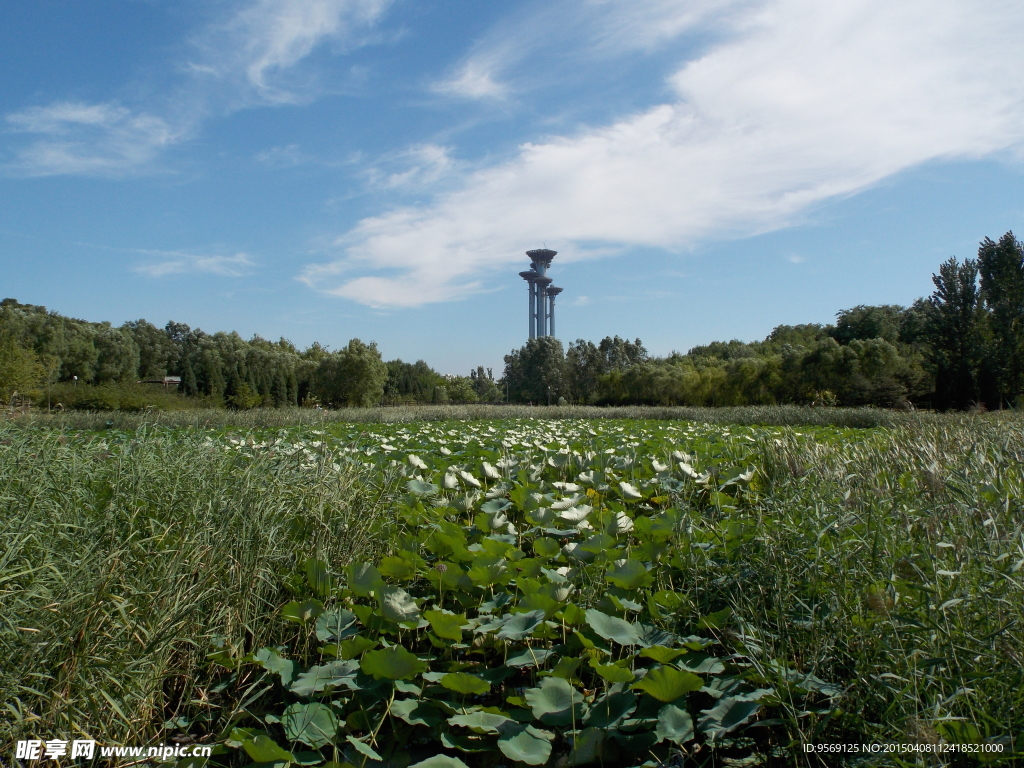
578,533 -> 615,555
480,498 -> 512,514
440,730 -> 489,753
618,481 -> 644,500
338,635 -> 377,659
348,562 -> 384,597
639,646 -> 686,664
632,666 -> 704,702
459,470 -> 481,488
423,609 -> 466,641
345,735 -> 383,761
255,648 -> 295,686
289,659 -> 360,696
281,599 -> 324,624
557,506 -> 592,523
677,651 -> 725,675
585,609 -> 642,646
378,585 -> 421,624
468,562 -> 511,587
496,609 -> 547,640
391,698 -> 444,728
583,690 -> 636,729
656,703 -> 694,745
636,624 -> 679,648
315,608 -> 358,642
506,648 -> 555,668
605,511 -> 635,535
524,677 -> 584,723
549,656 -> 583,679
406,478 -> 438,496
588,658 -> 635,683
517,591 -> 560,618
605,559 -> 653,590
242,736 -> 294,764
408,756 -> 470,768
440,672 -> 490,695
697,695 -> 761,740
379,554 -> 420,580
360,646 -> 427,680
281,702 -> 338,748
447,711 -> 512,734
532,537 -> 561,558
568,727 -> 605,765
497,723 -> 554,765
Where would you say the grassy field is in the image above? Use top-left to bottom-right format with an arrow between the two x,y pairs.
2,408 -> 1022,766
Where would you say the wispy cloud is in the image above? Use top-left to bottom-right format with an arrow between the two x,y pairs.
303,0 -> 1024,307
134,251 -> 256,278
5,101 -> 181,177
364,144 -> 457,190
433,60 -> 507,100
193,0 -> 394,103
3,0 -> 395,176
431,0 -> 747,101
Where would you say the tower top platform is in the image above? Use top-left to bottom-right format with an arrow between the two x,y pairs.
526,248 -> 556,263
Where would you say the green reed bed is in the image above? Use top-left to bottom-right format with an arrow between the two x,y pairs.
0,425 -> 394,750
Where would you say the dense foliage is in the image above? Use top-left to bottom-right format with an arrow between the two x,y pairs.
501,233 -> 1024,411
4,412 -> 1022,764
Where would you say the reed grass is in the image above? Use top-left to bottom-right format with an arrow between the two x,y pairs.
0,425 -> 395,748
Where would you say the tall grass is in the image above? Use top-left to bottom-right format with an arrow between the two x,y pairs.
0,425 -> 395,748
9,403 -> 1007,432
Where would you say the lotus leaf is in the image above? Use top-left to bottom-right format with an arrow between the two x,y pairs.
378,585 -> 421,623
497,723 -> 554,765
656,703 -> 694,744
281,702 -> 337,748
423,609 -> 466,641
440,672 -> 490,695
632,665 -> 704,702
585,609 -> 642,646
605,559 -> 653,590
360,646 -> 427,680
496,609 -> 546,640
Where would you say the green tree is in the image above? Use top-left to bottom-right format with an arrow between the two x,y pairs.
470,366 -> 500,401
0,337 -> 43,402
445,376 -> 478,403
922,257 -> 985,410
977,231 -> 1024,405
314,339 -> 388,407
503,337 -> 566,404
831,305 -> 904,345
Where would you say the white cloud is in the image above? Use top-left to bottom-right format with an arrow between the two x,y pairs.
433,60 -> 507,100
431,0 -> 746,102
364,144 -> 456,190
304,0 -> 1024,307
4,1 -> 396,176
134,251 -> 256,278
197,0 -> 393,102
5,101 -> 181,176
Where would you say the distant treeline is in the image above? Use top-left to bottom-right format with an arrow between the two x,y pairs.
2,231 -> 1022,411
0,304 -> 498,410
504,232 -> 1024,411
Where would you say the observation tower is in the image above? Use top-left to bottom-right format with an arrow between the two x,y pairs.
519,249 -> 562,339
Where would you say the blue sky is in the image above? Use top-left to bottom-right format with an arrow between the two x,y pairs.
3,0 -> 1024,375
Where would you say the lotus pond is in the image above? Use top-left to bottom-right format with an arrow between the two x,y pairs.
3,415 -> 1022,766
201,418 -> 1023,767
